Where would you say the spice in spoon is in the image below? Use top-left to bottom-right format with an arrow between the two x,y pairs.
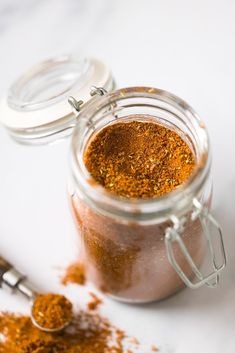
32,293 -> 73,331
84,119 -> 195,198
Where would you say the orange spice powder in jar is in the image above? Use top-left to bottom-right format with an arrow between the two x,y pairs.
69,87 -> 225,302
84,121 -> 195,198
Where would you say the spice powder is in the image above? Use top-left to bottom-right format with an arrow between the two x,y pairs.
0,292 -> 155,353
61,261 -> 86,286
0,310 -> 132,353
84,120 -> 195,198
32,293 -> 72,330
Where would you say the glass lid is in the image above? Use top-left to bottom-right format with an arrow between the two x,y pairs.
8,57 -> 92,112
0,55 -> 114,144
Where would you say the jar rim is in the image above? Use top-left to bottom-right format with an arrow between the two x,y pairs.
70,86 -> 211,223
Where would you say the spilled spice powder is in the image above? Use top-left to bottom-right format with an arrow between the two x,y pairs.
129,337 -> 140,346
61,261 -> 86,286
84,120 -> 195,198
87,292 -> 103,311
32,293 -> 72,330
151,344 -> 159,352
0,310 -> 129,353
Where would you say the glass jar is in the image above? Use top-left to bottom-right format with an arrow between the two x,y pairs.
68,87 -> 226,302
0,57 -> 226,303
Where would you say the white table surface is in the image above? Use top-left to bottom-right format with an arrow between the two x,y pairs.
0,1 -> 235,352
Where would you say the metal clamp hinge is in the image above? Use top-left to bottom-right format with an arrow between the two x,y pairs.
165,198 -> 227,289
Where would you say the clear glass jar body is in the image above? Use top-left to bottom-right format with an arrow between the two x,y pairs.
69,87 -> 213,303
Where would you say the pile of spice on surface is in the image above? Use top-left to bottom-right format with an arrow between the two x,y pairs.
61,261 -> 86,286
0,311 -> 125,353
0,297 -> 156,353
32,293 -> 72,330
84,119 -> 195,198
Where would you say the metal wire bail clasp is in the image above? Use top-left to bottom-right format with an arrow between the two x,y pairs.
165,199 -> 226,289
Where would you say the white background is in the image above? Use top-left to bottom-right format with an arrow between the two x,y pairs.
0,1 -> 235,352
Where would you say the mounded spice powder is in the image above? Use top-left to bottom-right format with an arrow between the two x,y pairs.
32,293 -> 73,330
84,120 -> 195,198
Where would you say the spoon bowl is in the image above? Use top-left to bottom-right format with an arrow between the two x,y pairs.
30,309 -> 71,333
30,293 -> 73,333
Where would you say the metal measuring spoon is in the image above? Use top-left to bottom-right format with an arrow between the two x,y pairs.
0,256 -> 72,333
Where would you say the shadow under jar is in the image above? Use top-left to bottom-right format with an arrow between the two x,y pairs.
69,87 -> 226,303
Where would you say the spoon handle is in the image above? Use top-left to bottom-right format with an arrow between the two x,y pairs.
0,256 -> 12,279
0,255 -> 37,300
